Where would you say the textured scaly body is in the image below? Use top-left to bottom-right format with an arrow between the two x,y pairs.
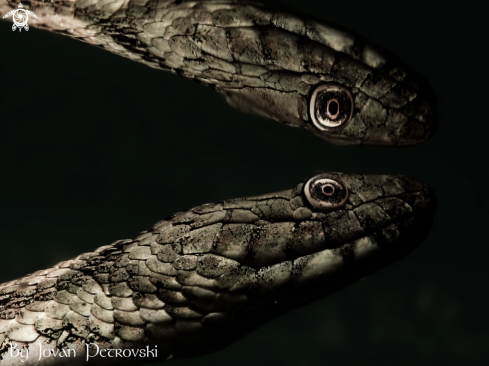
0,0 -> 437,364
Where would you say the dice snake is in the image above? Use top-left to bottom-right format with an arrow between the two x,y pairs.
0,0 -> 437,364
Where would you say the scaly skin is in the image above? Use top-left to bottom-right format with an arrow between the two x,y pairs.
1,0 -> 437,145
0,0 -> 438,364
0,173 -> 435,365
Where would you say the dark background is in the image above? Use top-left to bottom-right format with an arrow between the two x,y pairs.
0,0 -> 488,365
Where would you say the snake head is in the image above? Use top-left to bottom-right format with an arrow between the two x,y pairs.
214,14 -> 438,146
0,173 -> 435,363
136,172 -> 435,358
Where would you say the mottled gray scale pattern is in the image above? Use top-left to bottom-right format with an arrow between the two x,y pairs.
0,173 -> 433,364
0,0 -> 438,363
0,0 -> 436,148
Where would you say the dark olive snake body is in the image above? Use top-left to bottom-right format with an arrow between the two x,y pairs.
0,0 -> 437,364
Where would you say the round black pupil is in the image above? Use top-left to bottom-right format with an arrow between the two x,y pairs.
328,100 -> 338,116
316,89 -> 351,124
323,185 -> 334,194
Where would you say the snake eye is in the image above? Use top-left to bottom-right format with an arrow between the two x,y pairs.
309,84 -> 354,131
304,174 -> 349,211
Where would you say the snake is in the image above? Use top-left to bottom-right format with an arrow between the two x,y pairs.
0,0 -> 437,364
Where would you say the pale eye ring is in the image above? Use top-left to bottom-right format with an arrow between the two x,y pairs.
304,173 -> 349,211
308,83 -> 354,132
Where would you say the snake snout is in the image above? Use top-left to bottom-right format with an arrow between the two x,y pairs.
334,173 -> 436,254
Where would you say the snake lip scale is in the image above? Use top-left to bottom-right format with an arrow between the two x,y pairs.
0,0 -> 437,364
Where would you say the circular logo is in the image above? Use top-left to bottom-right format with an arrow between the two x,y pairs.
2,3 -> 38,32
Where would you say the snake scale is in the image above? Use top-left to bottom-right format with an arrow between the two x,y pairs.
0,0 -> 437,364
